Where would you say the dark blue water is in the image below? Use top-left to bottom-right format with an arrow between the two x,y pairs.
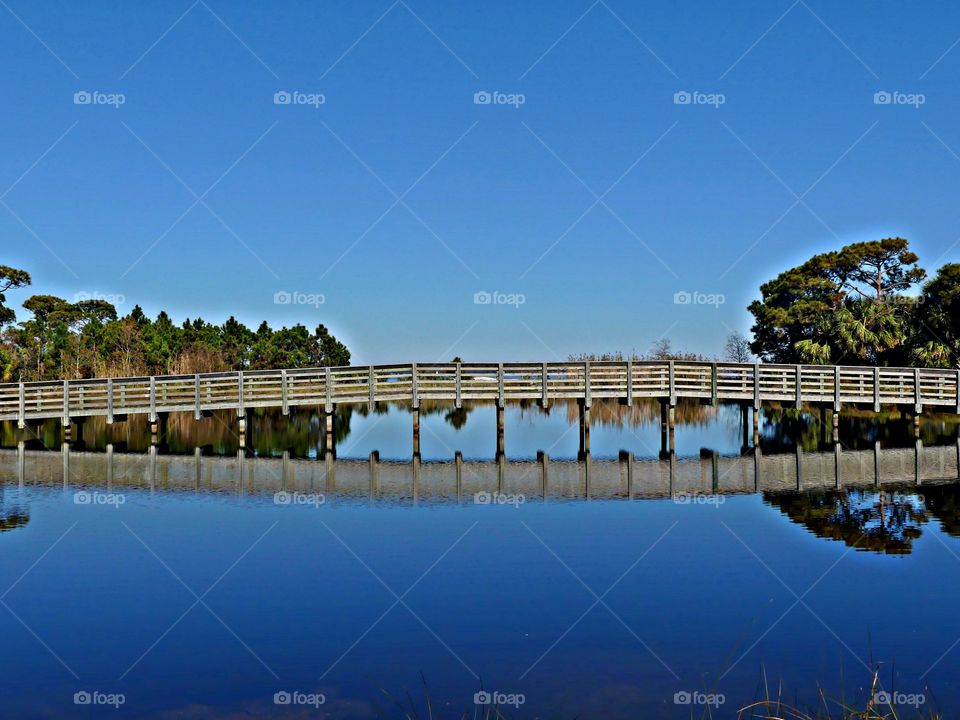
1,403 -> 959,718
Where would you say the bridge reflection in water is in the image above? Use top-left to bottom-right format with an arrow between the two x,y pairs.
3,440 -> 959,501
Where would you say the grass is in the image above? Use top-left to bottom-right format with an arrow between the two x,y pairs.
738,668 -> 940,720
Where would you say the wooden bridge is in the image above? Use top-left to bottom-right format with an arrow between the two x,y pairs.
3,440 -> 959,499
2,361 -> 958,453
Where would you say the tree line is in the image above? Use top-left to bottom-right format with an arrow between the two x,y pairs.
0,265 -> 350,382
748,237 -> 960,367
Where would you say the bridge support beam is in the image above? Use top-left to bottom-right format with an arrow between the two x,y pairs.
412,408 -> 420,457
496,404 -> 506,457
660,400 -> 675,458
578,400 -> 590,457
150,412 -> 168,444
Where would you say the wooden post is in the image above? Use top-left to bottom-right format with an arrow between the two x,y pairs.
369,450 -> 379,498
368,366 -> 376,413
916,436 -> 922,486
873,367 -> 881,413
281,369 -> 289,415
411,363 -> 419,409
17,441 -> 25,488
753,363 -> 760,411
455,451 -> 463,503
914,367 -> 923,414
874,439 -> 881,486
455,362 -> 462,409
833,365 -> 841,412
626,359 -> 634,406
17,382 -> 25,429
106,378 -> 114,424
835,442 -> 841,489
539,450 -> 549,498
194,374 -> 202,420
496,404 -> 505,457
668,360 -> 676,406
149,377 -> 157,423
578,401 -> 590,456
496,362 -> 504,408
795,365 -> 802,409
542,361 -> 549,407
584,360 -> 591,408
62,442 -> 69,488
62,380 -> 70,428
325,366 -> 334,413
412,407 -> 420,457
711,363 -> 718,407
237,370 -> 245,415
106,443 -> 114,489
621,450 -> 634,498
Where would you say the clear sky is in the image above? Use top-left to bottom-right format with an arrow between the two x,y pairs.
2,0 -> 959,364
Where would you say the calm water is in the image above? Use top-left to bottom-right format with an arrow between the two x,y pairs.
2,401 -> 960,718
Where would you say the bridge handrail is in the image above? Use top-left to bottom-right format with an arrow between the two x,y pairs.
2,361 -> 959,423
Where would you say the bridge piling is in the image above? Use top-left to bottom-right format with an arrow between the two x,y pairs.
578,400 -> 590,456
412,408 -> 420,457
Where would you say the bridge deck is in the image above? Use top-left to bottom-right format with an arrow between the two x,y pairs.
2,361 -> 959,426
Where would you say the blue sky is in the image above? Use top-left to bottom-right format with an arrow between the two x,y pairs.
2,0 -> 960,363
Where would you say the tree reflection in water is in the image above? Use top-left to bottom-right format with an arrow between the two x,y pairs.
764,489 -> 929,554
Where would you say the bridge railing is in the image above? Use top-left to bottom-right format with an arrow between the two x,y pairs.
2,361 -> 960,423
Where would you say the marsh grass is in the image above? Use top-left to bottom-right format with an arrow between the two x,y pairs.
738,668 -> 940,720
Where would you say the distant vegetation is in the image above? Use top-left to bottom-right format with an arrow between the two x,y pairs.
0,264 -> 350,382
749,237 -> 960,368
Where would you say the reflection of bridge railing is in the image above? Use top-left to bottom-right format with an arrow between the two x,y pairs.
2,361 -> 960,428
2,442 -> 958,500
